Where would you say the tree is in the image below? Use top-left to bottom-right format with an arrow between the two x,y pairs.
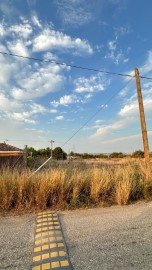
52,147 -> 67,160
109,152 -> 126,158
68,151 -> 75,156
132,150 -> 144,158
97,153 -> 108,158
27,147 -> 37,157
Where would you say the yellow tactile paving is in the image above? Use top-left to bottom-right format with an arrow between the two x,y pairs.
32,266 -> 41,270
51,261 -> 60,268
61,260 -> 69,267
42,245 -> 49,251
33,255 -> 41,262
59,251 -> 66,257
51,251 -> 58,258
32,211 -> 72,270
34,247 -> 41,253
50,243 -> 57,249
42,253 -> 50,260
42,263 -> 50,270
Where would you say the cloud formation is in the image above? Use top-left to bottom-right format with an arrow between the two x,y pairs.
55,0 -> 93,27
33,28 -> 93,55
0,14 -> 94,126
74,73 -> 107,93
51,95 -> 80,107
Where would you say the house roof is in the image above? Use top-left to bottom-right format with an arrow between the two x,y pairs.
0,143 -> 24,152
0,143 -> 25,156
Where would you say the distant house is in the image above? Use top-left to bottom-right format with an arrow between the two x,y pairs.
0,143 -> 25,167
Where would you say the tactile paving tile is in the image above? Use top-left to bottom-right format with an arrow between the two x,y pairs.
32,211 -> 72,270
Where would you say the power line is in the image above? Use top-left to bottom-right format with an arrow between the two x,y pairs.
0,50 -> 151,80
2,79 -> 133,151
139,75 -> 152,80
60,78 -> 133,148
29,78 -> 133,177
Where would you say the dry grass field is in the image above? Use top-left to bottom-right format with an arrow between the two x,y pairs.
0,159 -> 152,213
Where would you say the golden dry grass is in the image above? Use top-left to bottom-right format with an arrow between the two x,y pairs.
0,161 -> 152,213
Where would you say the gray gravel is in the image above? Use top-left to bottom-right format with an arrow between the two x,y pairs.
60,202 -> 152,270
0,214 -> 36,270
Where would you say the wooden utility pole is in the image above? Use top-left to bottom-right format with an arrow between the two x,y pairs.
135,68 -> 151,178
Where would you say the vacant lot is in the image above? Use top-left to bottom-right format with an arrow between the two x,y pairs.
0,159 -> 152,213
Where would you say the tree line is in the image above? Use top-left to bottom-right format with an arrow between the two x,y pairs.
27,146 -> 67,160
26,147 -> 152,160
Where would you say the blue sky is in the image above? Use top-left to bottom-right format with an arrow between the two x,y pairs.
0,0 -> 152,153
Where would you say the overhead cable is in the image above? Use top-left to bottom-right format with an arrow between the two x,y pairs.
61,78 -> 133,148
0,51 -> 152,80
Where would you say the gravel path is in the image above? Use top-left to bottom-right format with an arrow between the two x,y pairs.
0,202 -> 152,270
60,202 -> 152,270
0,214 -> 36,270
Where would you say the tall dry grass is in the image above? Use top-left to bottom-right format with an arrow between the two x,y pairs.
0,161 -> 151,213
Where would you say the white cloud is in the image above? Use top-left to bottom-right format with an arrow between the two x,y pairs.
105,50 -> 125,65
0,93 -> 21,111
106,25 -> 130,65
55,0 -> 93,27
43,52 -> 58,61
108,40 -> 116,50
0,24 -> 5,36
12,112 -> 36,124
56,115 -> 64,120
91,50 -> 152,143
30,103 -> 47,114
0,15 -> 91,127
119,98 -> 152,118
0,90 -> 47,124
119,101 -> 138,117
114,25 -> 130,38
140,50 -> 152,75
0,54 -> 18,86
32,14 -> 42,29
0,117 -> 48,150
0,0 -> 19,18
51,94 -> 80,107
118,84 -> 131,97
33,28 -> 93,55
9,22 -> 33,38
108,0 -> 127,11
50,109 -> 58,113
102,131 -> 152,149
101,133 -> 142,145
7,40 -> 29,57
74,73 -> 107,93
12,63 -> 65,100
95,119 -> 104,124
27,0 -> 37,8
123,58 -> 129,63
84,93 -> 93,99
0,16 -> 93,59
90,119 -> 127,139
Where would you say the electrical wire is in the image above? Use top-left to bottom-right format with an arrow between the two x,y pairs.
0,50 -> 152,80
28,78 -> 133,176
2,79 -> 133,153
60,78 -> 133,148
